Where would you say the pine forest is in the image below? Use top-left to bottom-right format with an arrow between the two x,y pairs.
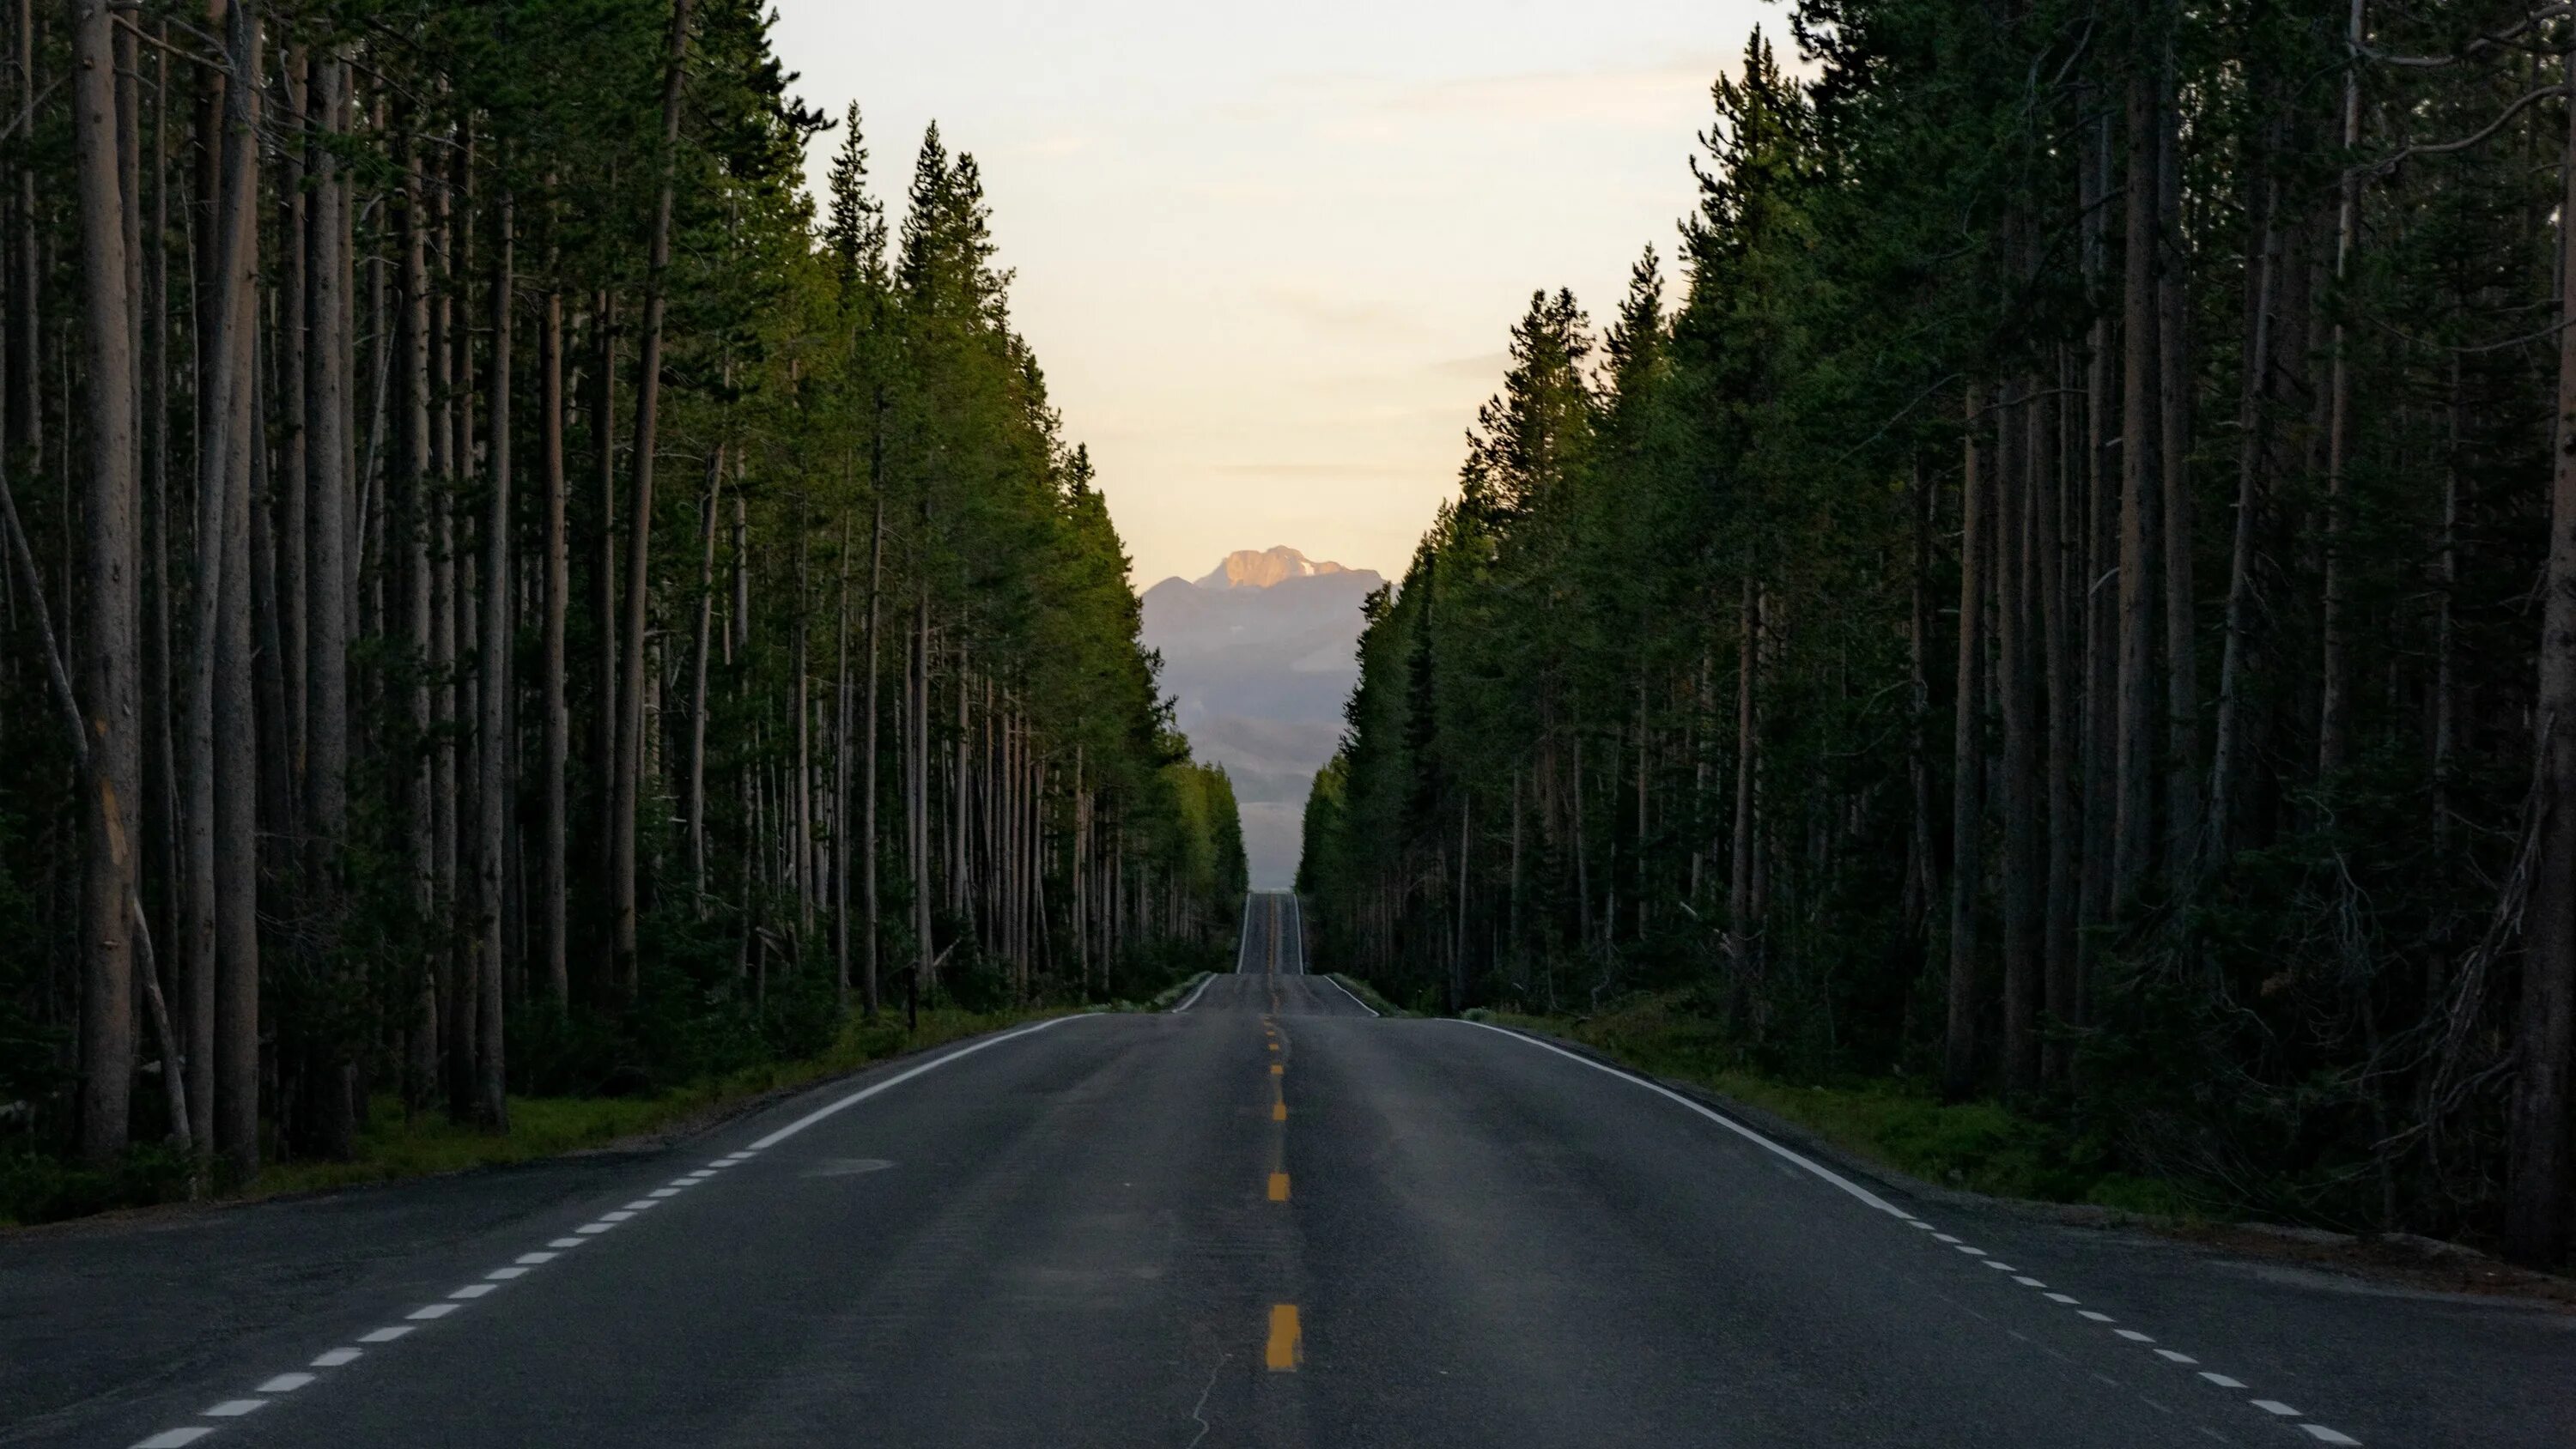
1301,3 -> 2576,1266
0,0 -> 1248,1219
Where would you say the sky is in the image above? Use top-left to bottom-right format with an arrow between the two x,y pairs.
770,0 -> 1781,587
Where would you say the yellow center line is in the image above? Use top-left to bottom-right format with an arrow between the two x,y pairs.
1267,1171 -> 1291,1202
1270,1063 -> 1283,1075
1273,1098 -> 1288,1121
1266,1304 -> 1302,1370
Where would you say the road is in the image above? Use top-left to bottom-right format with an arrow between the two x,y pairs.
4,890 -> 2570,1447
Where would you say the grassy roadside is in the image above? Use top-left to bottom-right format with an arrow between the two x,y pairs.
1327,973 -> 1406,1017
132,1007 -> 1072,1212
1134,972 -> 1212,1012
1467,997 -> 2197,1218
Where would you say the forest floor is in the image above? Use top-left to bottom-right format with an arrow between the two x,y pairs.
1470,995 -> 2576,1307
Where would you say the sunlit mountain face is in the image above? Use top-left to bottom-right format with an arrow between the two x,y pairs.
1141,549 -> 1382,889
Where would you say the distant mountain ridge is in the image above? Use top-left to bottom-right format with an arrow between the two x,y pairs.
1143,549 -> 1383,888
1193,545 -> 1357,591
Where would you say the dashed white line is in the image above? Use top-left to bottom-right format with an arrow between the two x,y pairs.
357,1326 -> 413,1344
575,1222 -> 616,1234
598,1210 -> 635,1222
516,1252 -> 558,1265
648,1188 -> 680,1197
131,1431 -> 213,1447
621,1199 -> 659,1211
1459,1017 -> 2371,1446
255,1373 -> 314,1393
405,1304 -> 459,1320
311,1349 -> 361,1367
485,1266 -> 530,1280
548,1236 -> 590,1248
449,1283 -> 497,1299
201,1400 -> 264,1417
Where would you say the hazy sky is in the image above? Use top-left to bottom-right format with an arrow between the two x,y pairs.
771,0 -> 1777,586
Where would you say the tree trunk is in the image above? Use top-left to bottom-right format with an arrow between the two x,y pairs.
213,194 -> 258,1177
2113,64 -> 2166,916
538,276 -> 569,1002
687,448 -> 722,905
1998,379 -> 2040,1095
1944,385 -> 1989,1101
611,0 -> 696,1002
68,0 -> 142,1165
861,485 -> 883,1017
2507,37 -> 2576,1270
2317,0 -> 2364,786
473,185 -> 513,1131
2038,359 -> 2081,1082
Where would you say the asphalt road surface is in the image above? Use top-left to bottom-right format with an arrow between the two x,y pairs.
5,892 -> 2570,1447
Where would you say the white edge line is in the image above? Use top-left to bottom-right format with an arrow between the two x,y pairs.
1322,974 -> 1380,1017
744,1015 -> 1083,1150
1453,1018 -> 1905,1217
1172,972 -> 1218,1014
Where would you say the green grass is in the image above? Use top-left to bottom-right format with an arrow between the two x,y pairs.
1327,973 -> 1406,1017
252,1006 -> 1070,1202
1131,972 -> 1212,1012
1478,997 -> 2203,1219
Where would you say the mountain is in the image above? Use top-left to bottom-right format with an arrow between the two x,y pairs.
1193,545 -> 1357,591
1143,549 -> 1383,888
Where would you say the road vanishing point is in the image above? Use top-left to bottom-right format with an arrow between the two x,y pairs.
4,890 -> 2570,1448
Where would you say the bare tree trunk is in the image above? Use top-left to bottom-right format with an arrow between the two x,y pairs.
472,185 -> 512,1131
9,0 -> 40,482
1998,380 -> 2040,1095
400,124 -> 437,1106
2113,63 -> 2166,915
2317,0 -> 2364,786
687,449 -> 722,905
69,0 -> 143,1165
911,574 -> 931,1010
303,48 -> 355,1158
860,486 -> 883,1017
1945,385 -> 1989,1100
2038,359 -> 2080,1082
590,290 -> 617,938
276,51 -> 307,793
2508,36 -> 2576,1270
2211,157 -> 2281,868
213,217 -> 258,1177
1903,466 -> 1935,943
2156,55 -> 2199,882
538,276 -> 568,1003
2077,101 -> 2117,1035
611,0 -> 696,1002
832,512 -> 853,1007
